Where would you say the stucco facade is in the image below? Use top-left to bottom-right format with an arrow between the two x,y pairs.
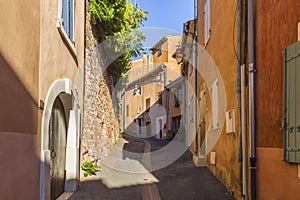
122,36 -> 182,139
195,0 -> 241,198
0,0 -> 85,199
254,1 -> 300,199
193,1 -> 300,199
164,77 -> 184,139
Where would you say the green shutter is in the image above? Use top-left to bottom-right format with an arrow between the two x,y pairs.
284,41 -> 300,163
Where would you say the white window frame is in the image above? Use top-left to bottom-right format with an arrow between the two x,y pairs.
212,79 -> 219,130
204,0 -> 211,47
178,86 -> 182,103
134,85 -> 142,96
57,0 -> 76,56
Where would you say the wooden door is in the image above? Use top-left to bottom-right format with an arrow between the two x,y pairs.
49,97 -> 67,200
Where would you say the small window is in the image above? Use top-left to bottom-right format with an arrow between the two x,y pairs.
57,0 -> 76,54
173,86 -> 182,106
158,92 -> 162,105
126,105 -> 129,117
62,0 -> 74,41
157,47 -> 162,57
189,96 -> 194,123
156,73 -> 162,82
146,98 -> 151,110
212,79 -> 219,130
204,0 -> 210,46
177,86 -> 182,103
134,85 -> 141,96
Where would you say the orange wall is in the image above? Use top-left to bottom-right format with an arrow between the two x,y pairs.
0,0 -> 40,198
255,1 -> 300,199
255,0 -> 300,148
257,148 -> 300,200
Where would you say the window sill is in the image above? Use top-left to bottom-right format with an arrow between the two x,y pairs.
56,20 -> 77,58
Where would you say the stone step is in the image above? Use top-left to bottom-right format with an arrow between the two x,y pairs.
193,154 -> 207,167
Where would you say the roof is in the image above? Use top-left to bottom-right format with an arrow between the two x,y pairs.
126,64 -> 166,91
150,35 -> 182,51
165,76 -> 184,89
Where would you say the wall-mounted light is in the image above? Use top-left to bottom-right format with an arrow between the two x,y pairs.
172,42 -> 185,64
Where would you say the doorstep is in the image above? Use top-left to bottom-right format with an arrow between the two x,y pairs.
193,154 -> 207,167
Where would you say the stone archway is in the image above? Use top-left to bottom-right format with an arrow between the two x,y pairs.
40,79 -> 80,200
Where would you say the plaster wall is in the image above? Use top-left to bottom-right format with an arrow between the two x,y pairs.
197,0 -> 241,198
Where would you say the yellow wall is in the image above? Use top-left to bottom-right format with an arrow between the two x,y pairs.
197,0 -> 241,198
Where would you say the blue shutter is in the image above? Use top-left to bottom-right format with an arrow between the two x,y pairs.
69,0 -> 74,41
62,0 -> 69,36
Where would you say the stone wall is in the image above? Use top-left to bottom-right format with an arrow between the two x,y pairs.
82,1 -> 119,166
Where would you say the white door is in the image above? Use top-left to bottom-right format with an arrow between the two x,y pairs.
156,117 -> 163,139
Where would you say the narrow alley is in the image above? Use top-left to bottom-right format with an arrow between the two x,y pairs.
66,134 -> 233,200
1,0 -> 300,199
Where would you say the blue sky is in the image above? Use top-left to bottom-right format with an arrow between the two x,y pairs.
135,0 -> 195,48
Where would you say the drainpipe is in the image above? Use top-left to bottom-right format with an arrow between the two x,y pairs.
248,0 -> 257,199
237,0 -> 242,164
123,89 -> 126,131
236,0 -> 245,198
194,19 -> 199,155
241,64 -> 248,200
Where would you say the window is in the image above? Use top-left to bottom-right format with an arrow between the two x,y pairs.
204,0 -> 210,46
189,96 -> 194,123
57,0 -> 75,54
283,41 -> 300,163
158,92 -> 162,105
134,85 -> 141,96
157,47 -> 162,57
62,0 -> 74,41
156,73 -> 162,82
171,116 -> 181,137
126,105 -> 129,117
212,79 -> 219,130
173,85 -> 182,106
177,86 -> 182,103
146,98 -> 151,110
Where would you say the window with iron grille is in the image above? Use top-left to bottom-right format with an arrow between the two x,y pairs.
283,41 -> 300,163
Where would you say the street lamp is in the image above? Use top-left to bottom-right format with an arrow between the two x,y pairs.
173,47 -> 184,64
172,43 -> 192,64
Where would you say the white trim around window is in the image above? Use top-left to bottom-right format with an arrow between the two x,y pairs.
57,0 -> 77,57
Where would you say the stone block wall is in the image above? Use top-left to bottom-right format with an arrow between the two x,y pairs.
82,2 -> 119,166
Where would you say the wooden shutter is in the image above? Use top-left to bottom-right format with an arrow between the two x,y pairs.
284,41 -> 300,163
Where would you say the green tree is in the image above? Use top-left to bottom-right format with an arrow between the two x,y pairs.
89,0 -> 147,83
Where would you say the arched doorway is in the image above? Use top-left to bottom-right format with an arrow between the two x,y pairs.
40,79 -> 81,200
49,96 -> 67,200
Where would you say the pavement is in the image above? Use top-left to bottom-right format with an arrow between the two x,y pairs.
65,134 -> 234,200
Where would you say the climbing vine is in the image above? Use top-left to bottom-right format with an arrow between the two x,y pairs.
89,0 -> 148,83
